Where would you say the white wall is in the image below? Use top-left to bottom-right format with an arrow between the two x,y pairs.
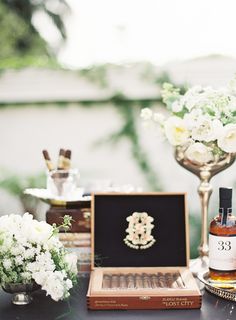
1,104 -> 236,220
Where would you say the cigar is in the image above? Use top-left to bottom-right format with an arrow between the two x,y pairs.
157,272 -> 166,288
102,274 -> 111,289
42,150 -> 54,171
174,273 -> 185,288
119,275 -> 127,289
127,274 -> 135,289
166,272 -> 175,288
57,148 -> 65,170
111,274 -> 119,289
151,274 -> 159,289
63,149 -> 71,170
135,274 -> 143,289
143,273 -> 151,289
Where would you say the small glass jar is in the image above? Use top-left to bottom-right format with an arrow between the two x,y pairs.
47,169 -> 79,198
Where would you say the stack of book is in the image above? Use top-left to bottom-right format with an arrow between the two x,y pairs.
46,204 -> 91,274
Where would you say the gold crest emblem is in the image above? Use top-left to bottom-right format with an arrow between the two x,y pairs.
124,212 -> 156,249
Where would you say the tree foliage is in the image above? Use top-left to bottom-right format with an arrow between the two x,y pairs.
0,0 -> 69,67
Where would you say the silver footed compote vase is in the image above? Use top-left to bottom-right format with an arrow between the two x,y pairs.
2,282 -> 40,305
175,145 -> 236,275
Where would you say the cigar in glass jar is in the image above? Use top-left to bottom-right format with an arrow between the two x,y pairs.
57,148 -> 66,170
42,150 -> 54,171
63,149 -> 71,170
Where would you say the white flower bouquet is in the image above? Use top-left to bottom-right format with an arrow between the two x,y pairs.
0,213 -> 78,301
141,82 -> 236,164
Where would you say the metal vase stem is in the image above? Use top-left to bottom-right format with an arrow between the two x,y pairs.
197,170 -> 213,257
174,146 -> 236,274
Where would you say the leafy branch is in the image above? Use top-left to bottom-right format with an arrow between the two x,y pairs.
52,215 -> 73,236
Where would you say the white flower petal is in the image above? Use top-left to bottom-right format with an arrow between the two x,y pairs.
164,116 -> 190,146
218,124 -> 236,153
185,142 -> 214,164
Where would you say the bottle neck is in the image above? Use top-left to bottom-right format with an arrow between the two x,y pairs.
219,207 -> 232,225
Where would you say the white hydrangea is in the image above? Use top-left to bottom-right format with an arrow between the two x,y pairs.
14,256 -> 24,266
27,251 -> 55,274
38,270 -> 73,301
0,213 -> 77,302
3,259 -> 12,270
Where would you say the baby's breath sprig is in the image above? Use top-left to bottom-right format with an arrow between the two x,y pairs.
52,215 -> 73,237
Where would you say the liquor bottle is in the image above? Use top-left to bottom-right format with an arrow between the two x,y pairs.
209,187 -> 236,282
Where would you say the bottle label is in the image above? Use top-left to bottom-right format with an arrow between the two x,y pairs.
209,234 -> 236,271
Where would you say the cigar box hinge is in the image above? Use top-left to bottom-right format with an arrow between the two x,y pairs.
139,296 -> 151,301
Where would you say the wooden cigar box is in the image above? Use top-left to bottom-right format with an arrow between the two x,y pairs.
87,193 -> 202,310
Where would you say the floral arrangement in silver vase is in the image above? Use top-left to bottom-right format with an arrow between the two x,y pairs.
141,81 -> 236,160
141,81 -> 236,274
0,213 -> 78,304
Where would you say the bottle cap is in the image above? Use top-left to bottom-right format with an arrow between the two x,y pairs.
219,187 -> 232,209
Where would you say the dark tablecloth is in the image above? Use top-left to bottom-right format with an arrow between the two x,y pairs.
0,275 -> 235,320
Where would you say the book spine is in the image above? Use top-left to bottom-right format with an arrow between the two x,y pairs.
87,296 -> 202,310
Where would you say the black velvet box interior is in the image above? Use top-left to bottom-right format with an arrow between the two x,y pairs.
93,193 -> 188,268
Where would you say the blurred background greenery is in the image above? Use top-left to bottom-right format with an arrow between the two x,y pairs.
2,0 -> 236,259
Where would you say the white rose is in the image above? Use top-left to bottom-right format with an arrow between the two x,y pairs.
217,124 -> 236,152
140,108 -> 153,120
28,220 -> 53,244
164,116 -> 190,146
191,117 -> 223,142
185,143 -> 214,164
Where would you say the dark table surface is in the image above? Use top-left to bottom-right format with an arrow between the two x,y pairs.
0,275 -> 235,320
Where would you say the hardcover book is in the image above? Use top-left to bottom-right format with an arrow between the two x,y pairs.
58,233 -> 91,274
87,193 -> 202,310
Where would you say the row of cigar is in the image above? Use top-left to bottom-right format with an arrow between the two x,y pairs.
102,272 -> 185,290
42,149 -> 72,171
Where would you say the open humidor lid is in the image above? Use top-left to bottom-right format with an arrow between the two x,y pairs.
91,193 -> 189,269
